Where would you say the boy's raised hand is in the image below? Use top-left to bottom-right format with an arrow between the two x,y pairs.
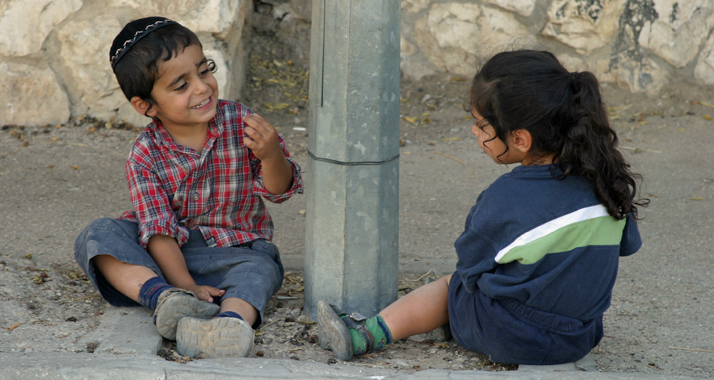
243,113 -> 294,194
244,114 -> 285,164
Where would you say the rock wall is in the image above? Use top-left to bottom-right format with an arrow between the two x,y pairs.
2,0 -> 714,127
0,0 -> 251,128
401,0 -> 714,94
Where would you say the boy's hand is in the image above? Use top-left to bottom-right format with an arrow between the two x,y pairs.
185,284 -> 225,303
244,114 -> 285,164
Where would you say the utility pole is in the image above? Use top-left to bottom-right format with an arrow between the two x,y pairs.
304,0 -> 401,320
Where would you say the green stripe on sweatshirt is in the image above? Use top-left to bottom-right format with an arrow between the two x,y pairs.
496,205 -> 626,265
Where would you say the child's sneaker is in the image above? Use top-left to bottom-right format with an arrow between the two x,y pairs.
317,301 -> 356,361
154,288 -> 220,340
176,316 -> 254,358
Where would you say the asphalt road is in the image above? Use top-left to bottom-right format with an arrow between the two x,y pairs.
1,106 -> 712,377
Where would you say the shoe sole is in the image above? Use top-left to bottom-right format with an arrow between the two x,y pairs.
317,301 -> 353,361
155,293 -> 220,340
176,317 -> 254,358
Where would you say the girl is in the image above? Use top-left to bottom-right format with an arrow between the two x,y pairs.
317,50 -> 647,365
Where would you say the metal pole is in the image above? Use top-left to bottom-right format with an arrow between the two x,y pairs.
304,0 -> 401,320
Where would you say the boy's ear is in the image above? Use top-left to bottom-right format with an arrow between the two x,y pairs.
130,96 -> 156,117
509,129 -> 532,154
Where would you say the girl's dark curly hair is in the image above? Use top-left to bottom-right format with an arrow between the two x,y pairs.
469,50 -> 648,219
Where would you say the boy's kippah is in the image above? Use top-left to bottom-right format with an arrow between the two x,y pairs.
109,17 -> 179,70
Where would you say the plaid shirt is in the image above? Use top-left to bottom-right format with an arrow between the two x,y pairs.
119,99 -> 303,249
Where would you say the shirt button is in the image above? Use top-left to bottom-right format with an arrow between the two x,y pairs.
192,192 -> 200,200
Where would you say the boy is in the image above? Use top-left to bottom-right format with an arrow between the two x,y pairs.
74,17 -> 302,358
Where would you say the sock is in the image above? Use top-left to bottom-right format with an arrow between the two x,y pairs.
215,311 -> 243,320
343,314 -> 393,355
138,276 -> 173,310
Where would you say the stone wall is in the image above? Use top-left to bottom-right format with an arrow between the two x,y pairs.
2,0 -> 714,127
400,0 -> 714,94
0,0 -> 251,128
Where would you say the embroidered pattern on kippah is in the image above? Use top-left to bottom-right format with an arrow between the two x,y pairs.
110,19 -> 176,68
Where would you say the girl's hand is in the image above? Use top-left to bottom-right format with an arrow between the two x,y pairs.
244,114 -> 284,164
184,284 -> 225,303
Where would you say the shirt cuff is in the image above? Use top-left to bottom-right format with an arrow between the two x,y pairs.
255,157 -> 304,203
138,220 -> 190,249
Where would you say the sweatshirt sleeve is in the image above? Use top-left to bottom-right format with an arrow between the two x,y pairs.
619,213 -> 642,257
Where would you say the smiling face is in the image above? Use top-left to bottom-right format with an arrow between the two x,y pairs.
147,44 -> 218,133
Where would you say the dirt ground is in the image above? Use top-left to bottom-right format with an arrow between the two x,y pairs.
2,18 -> 714,377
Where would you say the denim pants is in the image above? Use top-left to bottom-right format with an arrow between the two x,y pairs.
74,218 -> 284,326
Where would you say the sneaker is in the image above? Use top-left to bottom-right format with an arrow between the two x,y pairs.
154,288 -> 220,340
317,300 -> 355,361
176,316 -> 254,358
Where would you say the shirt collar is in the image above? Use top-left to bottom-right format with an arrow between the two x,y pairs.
147,104 -> 223,151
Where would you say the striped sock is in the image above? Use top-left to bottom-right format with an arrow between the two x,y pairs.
137,276 -> 173,310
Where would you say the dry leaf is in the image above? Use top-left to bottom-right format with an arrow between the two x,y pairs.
264,103 -> 291,110
403,116 -> 418,124
703,115 -> 712,121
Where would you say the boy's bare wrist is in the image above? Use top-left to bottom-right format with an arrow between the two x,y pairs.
259,153 -> 288,167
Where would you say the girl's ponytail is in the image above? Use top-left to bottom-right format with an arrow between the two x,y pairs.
559,71 -> 646,219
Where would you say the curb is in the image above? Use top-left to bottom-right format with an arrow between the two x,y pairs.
0,352 -> 701,380
7,307 -> 691,380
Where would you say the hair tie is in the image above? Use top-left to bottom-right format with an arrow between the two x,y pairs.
110,17 -> 179,70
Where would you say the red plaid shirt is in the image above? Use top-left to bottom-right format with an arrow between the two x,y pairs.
119,100 -> 303,248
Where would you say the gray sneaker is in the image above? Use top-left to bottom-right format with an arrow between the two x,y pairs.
176,317 -> 254,358
154,288 -> 220,340
317,300 -> 354,361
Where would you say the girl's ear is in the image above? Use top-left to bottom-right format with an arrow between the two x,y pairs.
130,96 -> 156,117
510,129 -> 532,154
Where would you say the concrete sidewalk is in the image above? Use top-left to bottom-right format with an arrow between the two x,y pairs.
0,353 -> 700,380
0,307 -> 699,380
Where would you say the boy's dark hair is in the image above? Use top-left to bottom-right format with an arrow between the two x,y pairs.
111,20 -> 212,115
469,49 -> 648,219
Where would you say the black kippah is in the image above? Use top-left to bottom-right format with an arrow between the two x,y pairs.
109,17 -> 178,70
